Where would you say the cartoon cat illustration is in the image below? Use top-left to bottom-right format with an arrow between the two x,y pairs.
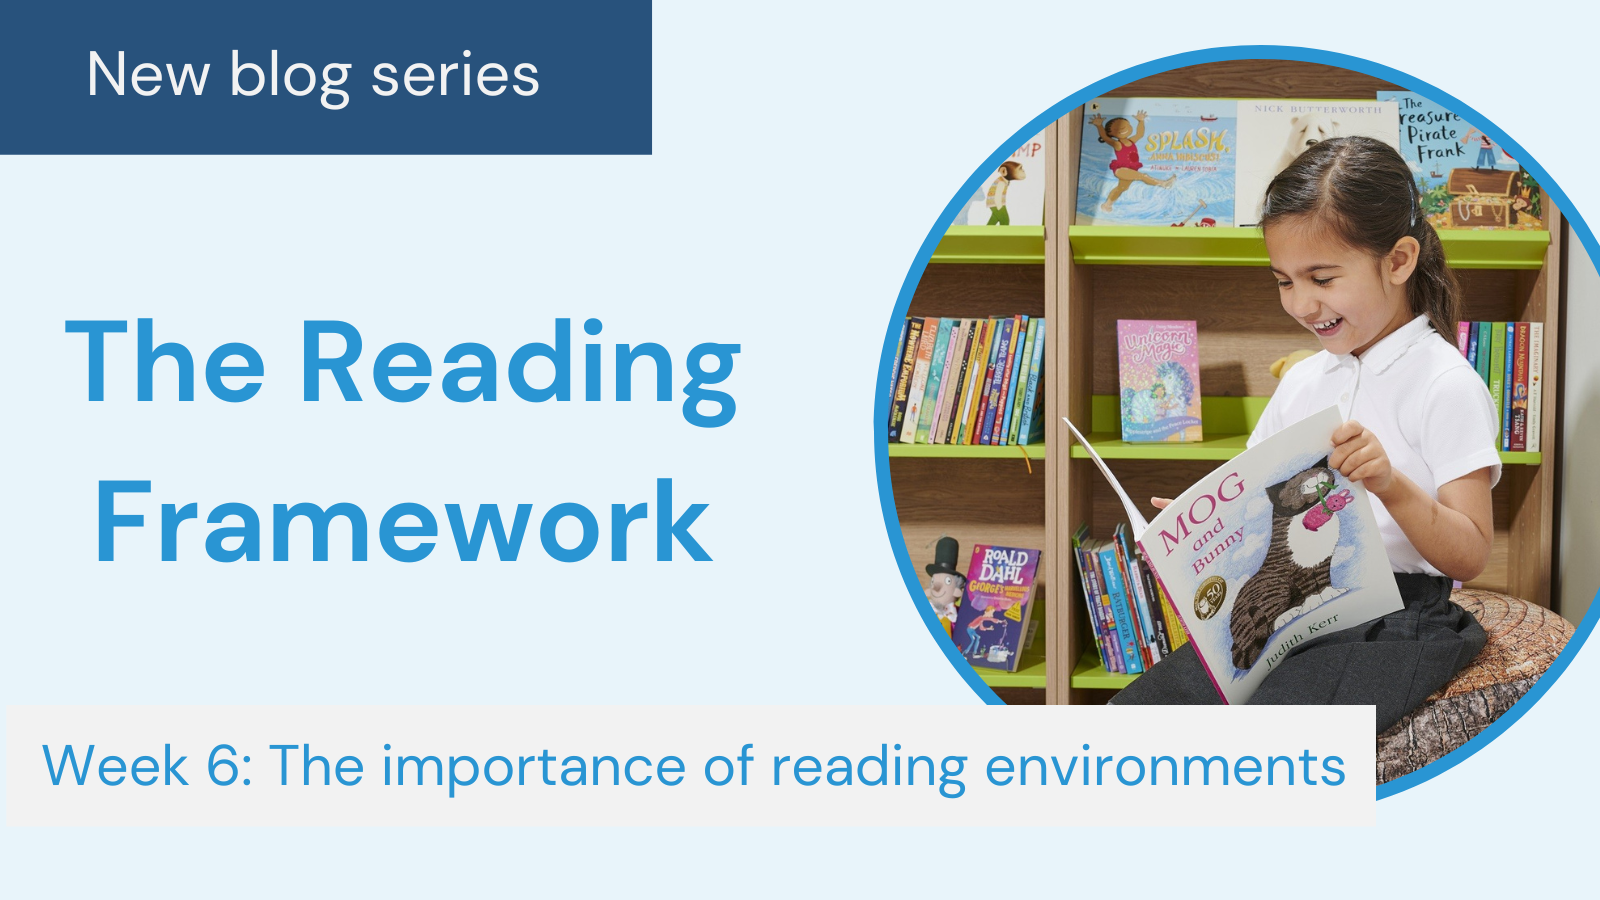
1228,458 -> 1353,670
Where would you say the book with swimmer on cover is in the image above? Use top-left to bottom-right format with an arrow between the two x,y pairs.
1063,406 -> 1403,703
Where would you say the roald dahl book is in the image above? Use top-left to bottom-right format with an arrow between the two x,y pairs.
1064,407 -> 1402,703
951,544 -> 1040,673
1117,320 -> 1201,442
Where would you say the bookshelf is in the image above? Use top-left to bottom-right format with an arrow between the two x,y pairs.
896,60 -> 1564,704
1041,60 -> 1564,704
893,150 -> 1057,700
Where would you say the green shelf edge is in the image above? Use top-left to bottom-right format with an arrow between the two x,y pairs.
932,226 -> 1045,265
887,442 -> 1045,459
1072,395 -> 1540,465
1068,225 -> 1549,270
974,645 -> 1048,689
1071,649 -> 1138,690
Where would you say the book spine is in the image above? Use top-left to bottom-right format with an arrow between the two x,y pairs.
977,318 -> 1010,445
956,319 -> 991,444
1501,322 -> 1514,451
1529,322 -> 1543,454
965,320 -> 998,444
1007,319 -> 1038,445
1156,577 -> 1187,651
926,319 -> 955,444
1097,545 -> 1144,675
939,320 -> 973,444
1018,320 -> 1046,446
998,313 -> 1024,441
1457,321 -> 1470,356
989,316 -> 1019,445
888,317 -> 922,441
1487,322 -> 1505,448
934,317 -> 953,438
900,318 -> 938,444
1128,537 -> 1169,660
915,318 -> 953,444
1475,322 -> 1491,385
886,319 -> 906,432
1084,549 -> 1123,674
1113,530 -> 1155,668
992,317 -> 1017,441
1072,536 -> 1115,672
1512,322 -> 1529,452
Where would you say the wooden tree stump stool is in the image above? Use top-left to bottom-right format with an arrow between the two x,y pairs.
1377,590 -> 1575,784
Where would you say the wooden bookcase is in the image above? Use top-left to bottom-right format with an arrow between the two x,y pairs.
896,59 -> 1565,705
890,142 -> 1057,702
1045,60 -> 1565,704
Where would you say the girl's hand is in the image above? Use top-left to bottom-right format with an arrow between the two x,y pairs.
1090,113 -> 1104,126
1135,110 -> 1148,121
1150,497 -> 1171,510
1330,420 -> 1394,495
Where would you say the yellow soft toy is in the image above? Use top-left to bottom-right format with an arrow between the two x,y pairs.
1270,348 -> 1318,380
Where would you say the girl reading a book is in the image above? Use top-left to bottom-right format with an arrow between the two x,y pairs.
1089,110 -> 1177,211
1111,136 -> 1501,733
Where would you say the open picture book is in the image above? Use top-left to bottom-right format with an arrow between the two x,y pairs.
1064,406 -> 1403,703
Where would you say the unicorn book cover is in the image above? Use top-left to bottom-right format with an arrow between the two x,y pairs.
1064,406 -> 1402,704
1117,319 -> 1201,442
951,544 -> 1041,673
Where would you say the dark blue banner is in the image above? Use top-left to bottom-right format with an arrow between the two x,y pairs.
1,1 -> 651,154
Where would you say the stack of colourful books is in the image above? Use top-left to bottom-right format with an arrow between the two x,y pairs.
1071,522 -> 1188,676
887,316 -> 1046,447
1456,321 -> 1544,453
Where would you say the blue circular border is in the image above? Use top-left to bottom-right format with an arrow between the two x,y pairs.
874,44 -> 1599,801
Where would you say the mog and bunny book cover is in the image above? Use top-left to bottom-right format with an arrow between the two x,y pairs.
1065,407 -> 1402,703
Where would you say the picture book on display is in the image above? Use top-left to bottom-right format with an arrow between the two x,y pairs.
1076,97 -> 1237,227
1064,407 -> 1403,703
1234,99 -> 1400,225
1117,320 -> 1201,442
962,129 -> 1048,227
1377,91 -> 1545,231
951,544 -> 1041,673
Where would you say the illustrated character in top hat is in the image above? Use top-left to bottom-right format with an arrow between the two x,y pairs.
925,537 -> 965,637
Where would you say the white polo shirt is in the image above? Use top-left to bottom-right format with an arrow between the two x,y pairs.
1247,315 -> 1502,575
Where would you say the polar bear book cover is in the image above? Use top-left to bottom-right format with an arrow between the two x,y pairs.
1233,99 -> 1400,226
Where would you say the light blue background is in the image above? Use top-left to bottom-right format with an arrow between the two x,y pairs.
2,2 -> 1597,896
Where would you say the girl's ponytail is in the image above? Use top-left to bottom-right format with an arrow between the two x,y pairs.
1407,214 -> 1461,337
1261,135 -> 1461,337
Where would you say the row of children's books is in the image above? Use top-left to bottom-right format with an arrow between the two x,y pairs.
887,316 -> 1046,446
1076,92 -> 1543,232
1071,522 -> 1188,676
1457,321 -> 1544,453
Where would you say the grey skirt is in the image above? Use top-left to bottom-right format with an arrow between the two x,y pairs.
1108,574 -> 1485,733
